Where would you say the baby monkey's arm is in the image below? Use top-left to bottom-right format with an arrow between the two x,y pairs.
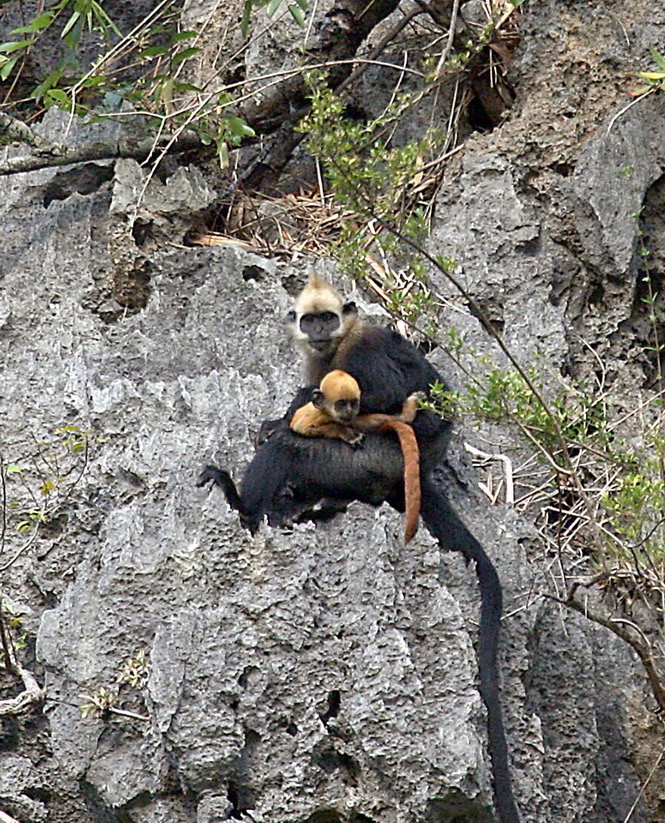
350,391 -> 426,432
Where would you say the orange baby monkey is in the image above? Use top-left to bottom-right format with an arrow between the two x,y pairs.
290,370 -> 424,541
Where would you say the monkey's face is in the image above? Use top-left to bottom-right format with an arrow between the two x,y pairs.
298,310 -> 341,352
288,302 -> 357,357
329,396 -> 360,424
312,388 -> 360,423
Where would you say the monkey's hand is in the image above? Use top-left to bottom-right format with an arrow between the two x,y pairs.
409,391 -> 428,403
397,391 -> 428,422
343,430 -> 365,448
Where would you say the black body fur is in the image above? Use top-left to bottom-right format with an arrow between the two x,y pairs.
199,323 -> 520,823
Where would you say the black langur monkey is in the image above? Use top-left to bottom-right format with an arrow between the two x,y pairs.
199,275 -> 521,823
290,369 -> 424,542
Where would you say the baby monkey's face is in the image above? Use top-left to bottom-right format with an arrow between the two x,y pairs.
330,396 -> 360,423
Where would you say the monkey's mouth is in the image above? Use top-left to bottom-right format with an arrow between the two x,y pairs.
309,340 -> 331,352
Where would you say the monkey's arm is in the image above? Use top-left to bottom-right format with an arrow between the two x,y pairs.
290,402 -> 363,446
350,391 -> 426,432
342,328 -> 441,412
337,328 -> 448,449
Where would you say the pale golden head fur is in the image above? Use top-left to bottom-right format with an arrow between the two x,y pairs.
319,370 -> 361,403
293,273 -> 344,317
288,274 -> 361,384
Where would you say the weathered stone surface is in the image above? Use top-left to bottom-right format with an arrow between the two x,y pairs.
0,753 -> 47,822
0,170 -> 648,819
2,1 -> 665,821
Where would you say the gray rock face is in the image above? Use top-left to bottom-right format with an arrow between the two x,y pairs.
2,2 -> 665,822
0,145 -> 502,819
0,154 -> 650,821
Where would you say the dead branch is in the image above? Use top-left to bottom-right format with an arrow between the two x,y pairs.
0,637 -> 44,717
564,592 -> 665,713
0,132 -> 202,177
242,0 -> 417,131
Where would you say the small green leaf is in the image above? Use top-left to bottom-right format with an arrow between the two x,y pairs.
173,30 -> 197,42
140,44 -> 169,58
288,3 -> 305,26
0,57 -> 17,80
294,0 -> 307,9
226,114 -> 253,137
173,81 -> 203,93
651,48 -> 665,72
172,46 -> 200,66
45,88 -> 71,106
11,13 -> 55,34
80,74 -> 106,87
88,1 -> 121,35
40,478 -> 56,495
0,39 -> 36,54
61,10 -> 81,39
6,464 -> 22,474
224,115 -> 256,146
267,0 -> 282,17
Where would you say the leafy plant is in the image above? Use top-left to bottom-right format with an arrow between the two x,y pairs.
0,0 -> 120,97
80,651 -> 150,721
118,650 -> 150,689
422,336 -> 665,708
4,425 -> 94,539
80,685 -> 118,719
631,48 -> 665,96
298,76 -> 443,331
242,0 -> 308,35
0,1 -> 261,166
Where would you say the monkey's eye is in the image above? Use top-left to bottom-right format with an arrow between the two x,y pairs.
335,400 -> 356,415
299,311 -> 340,337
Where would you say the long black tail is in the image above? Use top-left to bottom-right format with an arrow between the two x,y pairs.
420,478 -> 521,823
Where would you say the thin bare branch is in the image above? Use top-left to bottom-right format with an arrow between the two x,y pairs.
563,594 -> 665,712
0,132 -> 202,177
0,639 -> 44,717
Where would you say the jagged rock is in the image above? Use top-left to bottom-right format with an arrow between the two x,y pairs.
1,2 -> 664,822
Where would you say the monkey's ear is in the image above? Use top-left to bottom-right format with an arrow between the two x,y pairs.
286,310 -> 296,323
312,389 -> 325,409
342,301 -> 357,316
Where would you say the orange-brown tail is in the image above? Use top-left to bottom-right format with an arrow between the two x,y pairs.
377,420 -> 420,542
